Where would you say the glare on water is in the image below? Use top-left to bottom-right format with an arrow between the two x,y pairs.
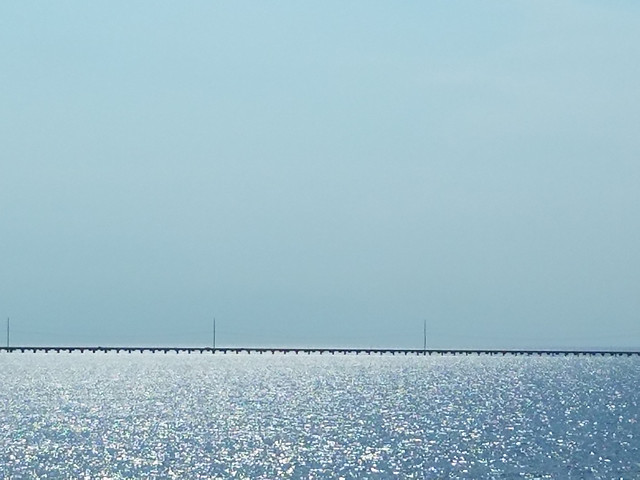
1,353 -> 639,479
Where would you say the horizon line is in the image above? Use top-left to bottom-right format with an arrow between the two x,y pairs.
2,346 -> 639,356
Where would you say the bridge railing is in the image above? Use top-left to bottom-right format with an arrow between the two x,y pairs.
0,347 -> 638,356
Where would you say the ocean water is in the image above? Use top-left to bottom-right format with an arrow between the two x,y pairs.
1,353 -> 639,479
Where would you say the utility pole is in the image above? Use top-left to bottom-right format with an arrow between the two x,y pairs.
213,317 -> 216,349
423,319 -> 427,352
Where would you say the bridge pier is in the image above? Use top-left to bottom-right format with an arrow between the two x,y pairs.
2,347 -> 639,356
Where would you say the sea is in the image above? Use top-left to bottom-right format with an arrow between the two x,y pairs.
1,353 -> 639,479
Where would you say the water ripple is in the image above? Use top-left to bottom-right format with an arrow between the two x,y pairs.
1,354 -> 639,479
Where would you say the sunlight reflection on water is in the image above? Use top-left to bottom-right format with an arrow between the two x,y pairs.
1,353 -> 639,479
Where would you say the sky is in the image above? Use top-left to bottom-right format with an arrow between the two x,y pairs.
1,1 -> 639,349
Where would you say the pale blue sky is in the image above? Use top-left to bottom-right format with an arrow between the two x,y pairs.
1,1 -> 639,349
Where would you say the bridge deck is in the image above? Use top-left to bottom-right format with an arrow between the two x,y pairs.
0,347 -> 638,356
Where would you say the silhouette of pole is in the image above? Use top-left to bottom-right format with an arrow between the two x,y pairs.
423,319 -> 426,352
213,317 -> 216,349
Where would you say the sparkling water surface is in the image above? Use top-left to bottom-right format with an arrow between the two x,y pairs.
1,353 -> 639,479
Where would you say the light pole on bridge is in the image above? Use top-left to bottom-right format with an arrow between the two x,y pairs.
423,319 -> 427,352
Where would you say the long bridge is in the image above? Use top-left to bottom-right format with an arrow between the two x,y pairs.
0,346 -> 638,356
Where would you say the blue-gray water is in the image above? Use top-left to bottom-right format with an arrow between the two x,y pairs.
1,353 -> 639,479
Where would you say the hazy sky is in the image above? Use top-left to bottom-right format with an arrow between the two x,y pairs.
2,1 -> 639,349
